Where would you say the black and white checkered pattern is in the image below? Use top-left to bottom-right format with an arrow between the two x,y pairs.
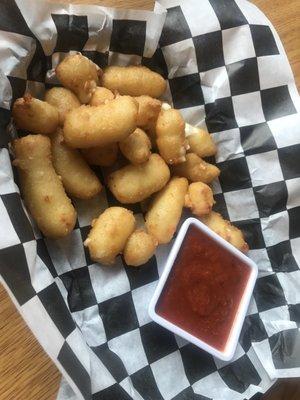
0,0 -> 300,399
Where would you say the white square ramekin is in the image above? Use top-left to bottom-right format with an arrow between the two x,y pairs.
148,217 -> 258,361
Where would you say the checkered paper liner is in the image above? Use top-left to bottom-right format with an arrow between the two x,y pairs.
0,0 -> 300,399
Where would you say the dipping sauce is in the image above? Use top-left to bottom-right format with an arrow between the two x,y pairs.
155,225 -> 250,350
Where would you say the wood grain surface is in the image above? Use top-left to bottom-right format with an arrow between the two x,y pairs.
0,1 -> 299,399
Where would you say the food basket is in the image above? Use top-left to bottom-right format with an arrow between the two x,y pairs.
0,0 -> 300,399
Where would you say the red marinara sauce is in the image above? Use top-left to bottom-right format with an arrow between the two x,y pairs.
155,225 -> 251,351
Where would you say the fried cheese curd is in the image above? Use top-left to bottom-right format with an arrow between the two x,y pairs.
102,65 -> 167,98
12,94 -> 59,135
56,53 -> 101,103
63,96 -> 138,148
119,128 -> 151,165
201,211 -> 249,253
145,177 -> 188,244
51,129 -> 102,199
12,134 -> 76,238
124,230 -> 158,267
45,87 -> 81,125
84,207 -> 136,265
184,182 -> 215,217
185,123 -> 217,158
108,154 -> 170,204
156,105 -> 188,165
172,153 -> 220,183
135,95 -> 161,129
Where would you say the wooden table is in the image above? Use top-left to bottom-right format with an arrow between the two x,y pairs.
0,1 -> 299,399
